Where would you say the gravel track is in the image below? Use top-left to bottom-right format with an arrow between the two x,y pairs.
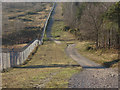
66,44 -> 118,88
46,4 -> 118,88
69,68 -> 118,88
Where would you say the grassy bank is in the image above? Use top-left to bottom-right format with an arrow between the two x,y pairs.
75,41 -> 119,68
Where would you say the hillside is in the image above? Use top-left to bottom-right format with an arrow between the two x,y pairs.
2,2 -> 52,49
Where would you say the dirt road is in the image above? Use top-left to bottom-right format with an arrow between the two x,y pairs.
66,44 -> 118,88
46,3 -> 118,88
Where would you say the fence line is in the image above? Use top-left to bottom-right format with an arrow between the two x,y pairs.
0,3 -> 55,71
40,3 -> 55,43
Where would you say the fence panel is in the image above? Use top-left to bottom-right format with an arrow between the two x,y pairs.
0,53 -> 2,71
6,52 -> 10,68
2,53 -> 6,69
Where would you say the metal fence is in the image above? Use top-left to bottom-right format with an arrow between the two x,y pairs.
0,3 -> 55,71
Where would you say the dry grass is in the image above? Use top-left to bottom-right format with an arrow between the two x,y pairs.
54,3 -> 63,20
2,44 -> 27,49
3,3 -> 52,35
2,41 -> 81,88
76,41 -> 119,67
2,3 -> 81,88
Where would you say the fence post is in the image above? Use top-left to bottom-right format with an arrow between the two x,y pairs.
19,52 -> 22,65
0,52 -> 2,71
7,52 -> 10,68
6,52 -> 8,69
10,48 -> 14,67
16,51 -> 20,66
2,53 -> 7,69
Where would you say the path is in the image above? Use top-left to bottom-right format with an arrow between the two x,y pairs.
66,44 -> 118,88
46,4 -> 61,44
66,44 -> 103,68
46,3 -> 118,88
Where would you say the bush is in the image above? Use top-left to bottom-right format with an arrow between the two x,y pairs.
36,9 -> 43,12
27,12 -> 38,15
21,18 -> 33,22
62,26 -> 70,31
9,16 -> 17,19
18,14 -> 25,17
86,46 -> 93,50
2,29 -> 41,46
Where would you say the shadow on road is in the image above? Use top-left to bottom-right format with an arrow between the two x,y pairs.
15,64 -> 107,69
14,64 -> 80,69
103,59 -> 120,68
82,66 -> 106,69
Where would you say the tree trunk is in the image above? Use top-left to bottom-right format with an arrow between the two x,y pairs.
108,29 -> 111,49
118,2 -> 120,60
96,29 -> 99,49
117,34 -> 120,60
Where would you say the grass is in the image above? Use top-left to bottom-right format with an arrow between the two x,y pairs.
2,43 -> 27,49
51,21 -> 76,44
75,41 -> 119,68
2,40 -> 81,88
2,3 -> 81,88
46,67 -> 80,88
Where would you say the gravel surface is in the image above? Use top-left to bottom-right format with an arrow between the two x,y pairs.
66,44 -> 103,67
66,44 -> 118,88
69,68 -> 118,88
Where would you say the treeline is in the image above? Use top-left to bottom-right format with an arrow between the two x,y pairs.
62,2 -> 120,59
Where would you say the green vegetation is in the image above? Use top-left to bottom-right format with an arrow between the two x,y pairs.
105,2 -> 120,23
62,2 -> 119,49
62,2 -> 120,61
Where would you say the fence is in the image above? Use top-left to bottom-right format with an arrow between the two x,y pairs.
0,3 -> 55,71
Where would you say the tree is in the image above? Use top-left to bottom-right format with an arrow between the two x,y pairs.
105,2 -> 120,59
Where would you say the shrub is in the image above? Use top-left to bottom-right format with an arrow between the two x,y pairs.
9,16 -> 17,19
21,18 -> 33,22
26,12 -> 38,15
62,26 -> 70,31
2,29 -> 41,46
